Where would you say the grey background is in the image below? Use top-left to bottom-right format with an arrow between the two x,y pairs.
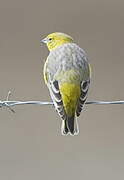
0,0 -> 124,179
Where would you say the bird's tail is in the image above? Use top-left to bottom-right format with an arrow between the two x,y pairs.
61,116 -> 79,136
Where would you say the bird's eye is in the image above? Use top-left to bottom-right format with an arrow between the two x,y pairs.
49,38 -> 52,41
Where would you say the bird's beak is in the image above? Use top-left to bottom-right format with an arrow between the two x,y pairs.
40,38 -> 49,44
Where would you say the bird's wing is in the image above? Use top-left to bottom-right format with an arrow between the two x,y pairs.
43,57 -> 66,119
76,80 -> 90,117
48,79 -> 67,120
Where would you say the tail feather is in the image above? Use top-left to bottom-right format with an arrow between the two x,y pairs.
61,116 -> 79,136
61,120 -> 69,135
67,116 -> 75,135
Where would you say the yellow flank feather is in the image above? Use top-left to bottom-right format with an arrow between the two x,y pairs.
59,83 -> 80,116
88,63 -> 92,78
43,58 -> 48,84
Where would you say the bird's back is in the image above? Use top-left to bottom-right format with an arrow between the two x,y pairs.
46,43 -> 89,82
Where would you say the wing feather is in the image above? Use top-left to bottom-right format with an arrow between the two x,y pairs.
76,80 -> 90,117
49,80 -> 67,120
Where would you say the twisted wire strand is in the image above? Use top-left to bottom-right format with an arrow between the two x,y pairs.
1,100 -> 124,107
0,91 -> 124,113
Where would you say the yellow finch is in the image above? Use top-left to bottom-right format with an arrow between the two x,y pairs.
41,32 -> 90,135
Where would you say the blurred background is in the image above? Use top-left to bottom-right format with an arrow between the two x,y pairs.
0,0 -> 124,179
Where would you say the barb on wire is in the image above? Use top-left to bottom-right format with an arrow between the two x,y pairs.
0,91 -> 124,113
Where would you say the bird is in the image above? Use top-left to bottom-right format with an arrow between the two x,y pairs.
41,32 -> 91,136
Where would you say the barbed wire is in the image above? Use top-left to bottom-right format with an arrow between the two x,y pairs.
0,91 -> 124,113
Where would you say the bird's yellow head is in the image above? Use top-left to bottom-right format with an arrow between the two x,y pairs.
41,32 -> 74,51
